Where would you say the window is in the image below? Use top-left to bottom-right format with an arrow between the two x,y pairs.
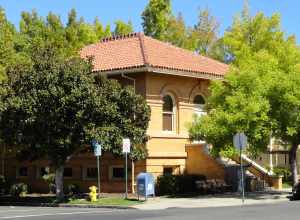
163,167 -> 173,176
193,95 -> 206,116
40,167 -> 48,177
38,166 -> 50,178
86,167 -> 97,179
64,168 -> 73,178
109,166 -> 131,180
163,94 -> 175,131
112,167 -> 124,179
18,167 -> 28,177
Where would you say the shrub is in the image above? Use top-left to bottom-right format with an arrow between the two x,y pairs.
10,183 -> 28,197
156,174 -> 206,195
42,172 -> 56,193
273,167 -> 291,182
66,183 -> 80,196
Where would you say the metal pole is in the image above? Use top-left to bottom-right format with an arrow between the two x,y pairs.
131,160 -> 135,193
125,152 -> 128,199
240,146 -> 245,203
97,156 -> 101,199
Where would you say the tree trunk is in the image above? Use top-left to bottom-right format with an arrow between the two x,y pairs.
55,165 -> 64,200
289,143 -> 299,188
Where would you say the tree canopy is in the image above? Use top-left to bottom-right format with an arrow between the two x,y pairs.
0,44 -> 150,197
142,0 -> 172,40
142,2 -> 225,61
189,9 -> 300,186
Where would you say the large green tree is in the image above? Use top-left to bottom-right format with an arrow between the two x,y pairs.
0,45 -> 150,199
113,20 -> 134,35
142,0 -> 171,40
191,9 -> 220,56
189,10 -> 300,187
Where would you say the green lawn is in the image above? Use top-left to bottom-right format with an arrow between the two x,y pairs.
68,197 -> 143,206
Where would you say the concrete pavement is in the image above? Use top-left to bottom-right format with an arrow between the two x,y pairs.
133,191 -> 291,210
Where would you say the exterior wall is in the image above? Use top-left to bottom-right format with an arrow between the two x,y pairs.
3,153 -> 146,193
2,71 -> 226,193
255,151 -> 300,173
146,72 -> 210,136
185,145 -> 225,179
111,71 -> 219,180
144,72 -> 224,179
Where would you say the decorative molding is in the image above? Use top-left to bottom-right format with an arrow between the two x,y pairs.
147,152 -> 188,158
147,132 -> 189,139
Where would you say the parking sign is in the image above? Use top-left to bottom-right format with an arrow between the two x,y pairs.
122,138 -> 131,153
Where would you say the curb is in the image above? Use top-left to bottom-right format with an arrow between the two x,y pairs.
0,202 -> 136,209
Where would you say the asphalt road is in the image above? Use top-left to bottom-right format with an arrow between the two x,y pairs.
0,201 -> 299,220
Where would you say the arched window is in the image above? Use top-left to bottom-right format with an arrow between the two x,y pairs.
193,95 -> 206,116
163,94 -> 175,131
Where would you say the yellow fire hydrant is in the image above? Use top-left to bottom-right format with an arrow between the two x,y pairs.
89,186 -> 98,202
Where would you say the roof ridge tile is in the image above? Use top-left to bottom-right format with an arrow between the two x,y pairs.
101,32 -> 141,43
138,32 -> 149,65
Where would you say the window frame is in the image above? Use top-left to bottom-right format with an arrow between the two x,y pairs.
162,93 -> 176,132
193,94 -> 206,117
63,167 -> 73,179
16,166 -> 28,178
83,167 -> 98,180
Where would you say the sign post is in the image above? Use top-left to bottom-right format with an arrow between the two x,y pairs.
233,132 -> 247,204
122,138 -> 131,199
91,140 -> 102,199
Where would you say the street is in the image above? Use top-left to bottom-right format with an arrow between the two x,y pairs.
0,201 -> 299,220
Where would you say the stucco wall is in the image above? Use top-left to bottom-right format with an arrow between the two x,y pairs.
186,145 -> 225,179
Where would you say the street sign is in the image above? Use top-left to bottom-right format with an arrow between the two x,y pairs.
91,139 -> 101,198
233,132 -> 247,150
92,140 -> 102,156
94,143 -> 102,156
233,132 -> 248,204
122,138 -> 131,153
122,138 -> 131,199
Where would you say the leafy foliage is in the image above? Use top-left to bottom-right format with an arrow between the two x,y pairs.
142,0 -> 171,40
0,44 -> 150,165
189,8 -> 300,186
113,20 -> 134,35
189,10 -> 300,151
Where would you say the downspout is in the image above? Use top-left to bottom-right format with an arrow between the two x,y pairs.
121,73 -> 136,194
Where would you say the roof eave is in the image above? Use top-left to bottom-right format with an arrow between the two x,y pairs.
95,66 -> 224,80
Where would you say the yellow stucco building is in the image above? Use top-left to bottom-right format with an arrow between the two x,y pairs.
2,33 -> 281,193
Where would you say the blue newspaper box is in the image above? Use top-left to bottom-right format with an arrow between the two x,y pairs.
137,172 -> 155,200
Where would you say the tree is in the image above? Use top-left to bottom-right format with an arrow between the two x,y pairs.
189,10 -> 300,187
94,17 -> 111,39
113,20 -> 133,35
267,70 -> 300,186
191,8 -> 220,56
18,9 -> 114,58
189,52 -> 275,157
164,13 -> 194,50
142,0 -> 171,40
0,7 -> 18,81
0,44 -> 150,199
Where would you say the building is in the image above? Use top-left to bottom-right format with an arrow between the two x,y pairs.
1,33 -> 281,193
255,138 -> 300,174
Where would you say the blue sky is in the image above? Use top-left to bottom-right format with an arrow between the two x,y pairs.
1,0 -> 299,42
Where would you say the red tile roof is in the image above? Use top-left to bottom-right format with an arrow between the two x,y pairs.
80,33 -> 229,77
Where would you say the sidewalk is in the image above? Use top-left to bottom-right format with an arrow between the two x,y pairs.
133,190 -> 291,210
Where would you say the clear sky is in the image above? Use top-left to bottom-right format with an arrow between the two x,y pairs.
1,0 -> 299,42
